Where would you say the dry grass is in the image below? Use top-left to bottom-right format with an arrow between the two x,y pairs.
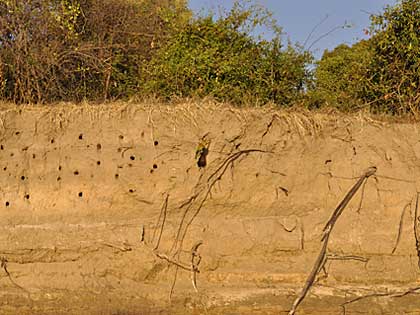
0,98 -> 414,137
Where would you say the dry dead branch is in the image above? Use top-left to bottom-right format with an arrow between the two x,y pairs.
191,240 -> 203,293
414,192 -> 420,269
341,286 -> 420,314
288,166 -> 377,315
391,202 -> 411,254
1,257 -> 31,297
152,194 -> 169,251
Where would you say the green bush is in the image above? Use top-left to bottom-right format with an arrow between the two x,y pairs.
367,0 -> 420,114
142,2 -> 312,106
308,41 -> 373,111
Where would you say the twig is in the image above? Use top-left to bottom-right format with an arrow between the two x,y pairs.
391,202 -> 411,254
153,251 -> 192,272
414,192 -> 420,269
322,167 -> 377,240
342,286 -> 420,313
288,166 -> 377,315
153,194 -> 169,250
303,14 -> 329,48
191,240 -> 203,293
1,257 -> 30,296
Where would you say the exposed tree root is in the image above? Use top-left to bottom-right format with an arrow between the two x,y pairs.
341,286 -> 420,314
288,166 -> 377,315
414,192 -> 420,269
146,147 -> 268,299
391,202 -> 411,254
1,257 -> 31,299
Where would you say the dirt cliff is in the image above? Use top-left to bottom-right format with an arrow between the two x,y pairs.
0,101 -> 419,315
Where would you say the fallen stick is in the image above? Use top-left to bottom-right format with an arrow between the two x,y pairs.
414,192 -> 420,269
288,166 -> 377,315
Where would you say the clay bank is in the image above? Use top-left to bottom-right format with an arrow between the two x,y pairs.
0,101 -> 419,315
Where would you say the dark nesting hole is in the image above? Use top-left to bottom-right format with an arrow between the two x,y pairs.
58,165 -> 62,171
10,153 -> 14,157
97,143 -> 102,150
129,189 -> 135,193
141,131 -> 145,137
119,135 -> 124,140
79,133 -> 83,140
115,174 -> 119,179
57,176 -> 61,181
32,154 -> 36,159
78,192 -> 83,198
150,169 -> 154,174
97,161 -> 101,166
153,164 -> 158,169
20,175 -> 26,181
15,131 -> 20,136
128,163 -> 133,168
5,201 -> 9,207
74,170 -> 79,175
130,155 -> 135,161
154,140 -> 159,146
25,194 -> 30,200
3,167 -> 6,171
0,145 -> 3,150
51,139 -> 55,144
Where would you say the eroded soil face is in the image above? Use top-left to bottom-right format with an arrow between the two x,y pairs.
0,102 -> 419,314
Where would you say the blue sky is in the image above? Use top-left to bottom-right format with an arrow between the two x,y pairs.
188,0 -> 397,59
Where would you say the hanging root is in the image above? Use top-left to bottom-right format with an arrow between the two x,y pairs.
288,166 -> 377,315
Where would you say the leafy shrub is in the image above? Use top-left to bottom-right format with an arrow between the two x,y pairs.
308,41 -> 373,111
142,2 -> 312,106
367,0 -> 420,114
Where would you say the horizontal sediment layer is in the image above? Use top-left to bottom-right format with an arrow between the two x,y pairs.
0,101 -> 419,314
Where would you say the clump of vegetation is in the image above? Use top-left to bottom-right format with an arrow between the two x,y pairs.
367,0 -> 420,114
142,2 -> 312,106
0,0 -> 419,116
308,0 -> 420,115
0,0 -> 188,103
308,41 -> 373,111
